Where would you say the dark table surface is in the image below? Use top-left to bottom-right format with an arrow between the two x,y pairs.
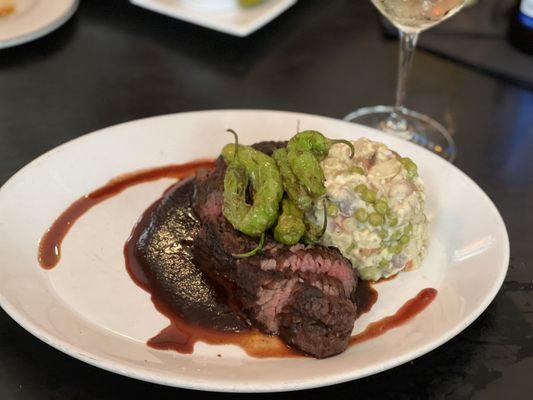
1,0 -> 532,399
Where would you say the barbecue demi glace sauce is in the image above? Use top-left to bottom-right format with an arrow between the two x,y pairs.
38,161 -> 215,269
38,160 -> 437,358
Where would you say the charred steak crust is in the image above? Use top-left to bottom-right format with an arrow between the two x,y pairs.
134,178 -> 249,331
251,140 -> 287,154
279,284 -> 356,357
192,142 -> 358,358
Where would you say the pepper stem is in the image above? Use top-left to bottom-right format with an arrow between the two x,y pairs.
320,199 -> 328,236
330,139 -> 355,159
232,233 -> 265,258
226,129 -> 239,160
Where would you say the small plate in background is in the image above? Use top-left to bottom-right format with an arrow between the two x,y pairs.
130,0 -> 297,37
0,0 -> 79,49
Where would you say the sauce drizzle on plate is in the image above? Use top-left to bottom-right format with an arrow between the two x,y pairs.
37,160 -> 214,269
350,288 -> 437,346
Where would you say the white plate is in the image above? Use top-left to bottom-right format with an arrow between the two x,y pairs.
0,0 -> 78,49
130,0 -> 296,37
0,110 -> 509,392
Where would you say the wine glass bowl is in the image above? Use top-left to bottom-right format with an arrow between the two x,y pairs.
345,0 -> 468,162
371,0 -> 466,32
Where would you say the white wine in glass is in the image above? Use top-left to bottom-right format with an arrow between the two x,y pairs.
372,0 -> 466,32
345,0 -> 468,161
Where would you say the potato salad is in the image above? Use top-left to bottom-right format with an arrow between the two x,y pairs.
317,138 -> 428,281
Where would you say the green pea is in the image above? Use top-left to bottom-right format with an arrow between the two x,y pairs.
400,157 -> 418,179
369,212 -> 384,226
400,157 -> 418,172
362,189 -> 377,203
399,235 -> 409,245
355,208 -> 368,222
391,230 -> 402,240
327,202 -> 339,217
404,222 -> 413,234
355,184 -> 367,194
388,216 -> 398,227
391,243 -> 403,254
379,259 -> 389,268
351,166 -> 365,175
346,242 -> 357,253
378,229 -> 388,239
374,200 -> 389,215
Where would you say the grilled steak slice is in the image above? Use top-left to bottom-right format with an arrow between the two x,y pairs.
134,178 -> 249,331
193,153 -> 358,358
250,140 -> 287,154
279,284 -> 357,357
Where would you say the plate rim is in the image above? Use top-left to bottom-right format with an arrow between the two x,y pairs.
0,109 -> 510,392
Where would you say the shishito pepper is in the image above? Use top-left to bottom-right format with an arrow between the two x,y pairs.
222,130 -> 283,238
272,148 -> 313,211
286,130 -> 354,198
273,197 -> 306,245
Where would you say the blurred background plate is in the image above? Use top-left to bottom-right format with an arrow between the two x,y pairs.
0,0 -> 79,49
130,0 -> 297,37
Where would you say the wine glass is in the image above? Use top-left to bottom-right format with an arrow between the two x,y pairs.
345,0 -> 468,162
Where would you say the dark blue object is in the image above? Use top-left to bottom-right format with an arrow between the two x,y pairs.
518,7 -> 533,28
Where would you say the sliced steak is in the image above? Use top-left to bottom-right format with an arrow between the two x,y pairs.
259,243 -> 356,298
279,284 -> 357,357
193,153 -> 358,358
251,140 -> 287,155
134,178 -> 249,331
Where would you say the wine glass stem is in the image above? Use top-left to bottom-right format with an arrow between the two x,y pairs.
395,30 -> 419,113
385,30 -> 419,137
